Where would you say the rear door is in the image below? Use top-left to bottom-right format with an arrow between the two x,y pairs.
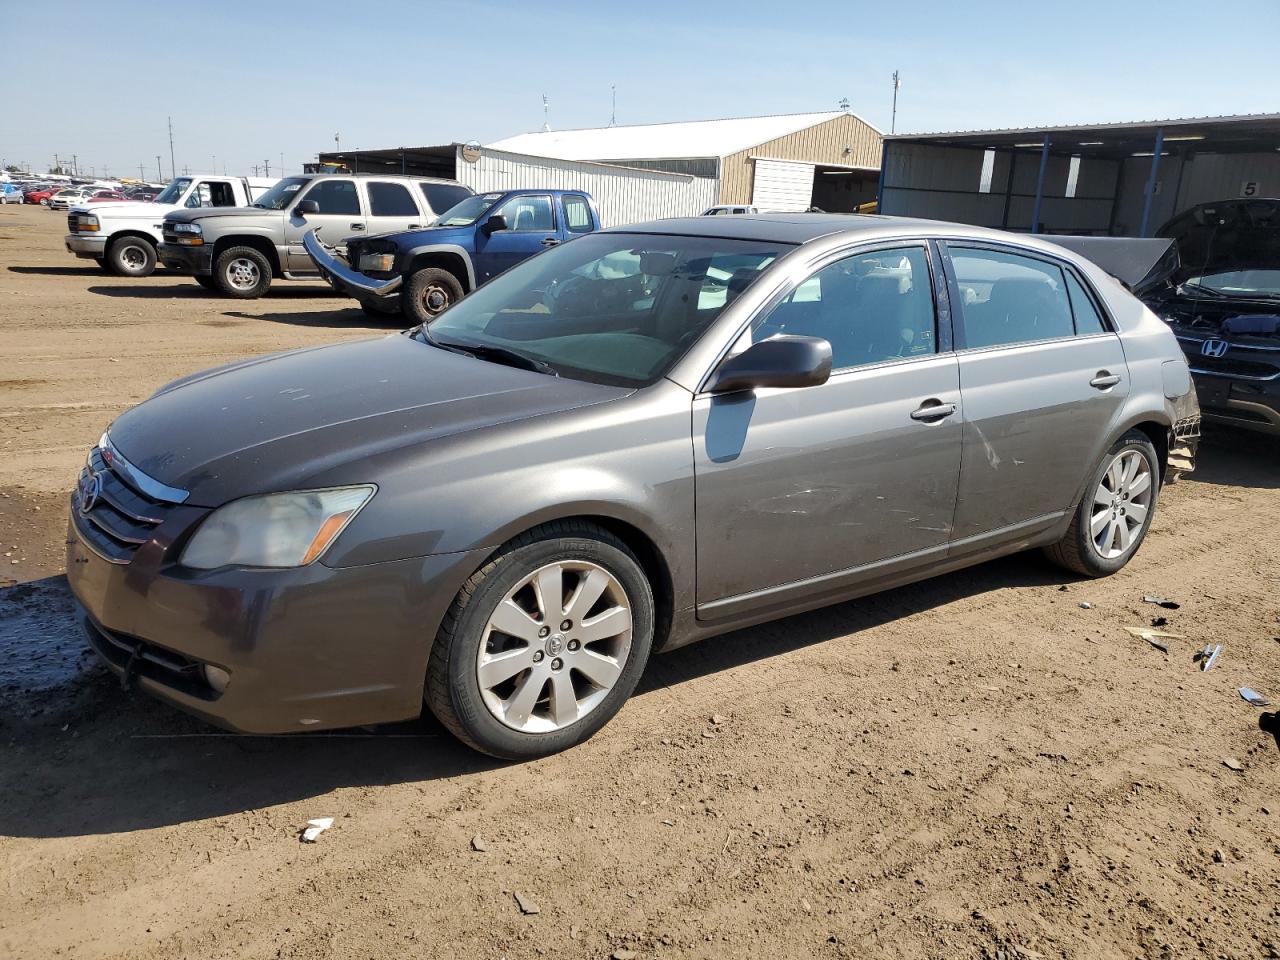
365,180 -> 428,235
693,241 -> 963,620
940,242 -> 1130,546
283,178 -> 366,271
474,194 -> 558,283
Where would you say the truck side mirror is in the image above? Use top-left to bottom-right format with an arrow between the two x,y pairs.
483,214 -> 508,235
295,199 -> 319,218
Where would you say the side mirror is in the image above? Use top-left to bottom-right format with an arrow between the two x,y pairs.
294,199 -> 319,218
708,335 -> 832,394
483,214 -> 508,235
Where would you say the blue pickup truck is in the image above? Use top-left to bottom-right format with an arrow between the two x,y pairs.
304,189 -> 602,322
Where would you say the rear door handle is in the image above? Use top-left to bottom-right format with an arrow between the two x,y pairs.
910,400 -> 957,422
349,223 -> 365,231
541,237 -> 560,247
1090,371 -> 1121,389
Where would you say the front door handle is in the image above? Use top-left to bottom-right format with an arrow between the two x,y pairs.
349,223 -> 365,231
541,237 -> 560,247
407,224 -> 422,229
910,399 -> 957,422
1090,371 -> 1121,389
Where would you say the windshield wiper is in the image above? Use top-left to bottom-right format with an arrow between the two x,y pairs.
435,338 -> 559,377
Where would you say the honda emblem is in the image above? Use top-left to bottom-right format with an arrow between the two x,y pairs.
1200,339 -> 1228,358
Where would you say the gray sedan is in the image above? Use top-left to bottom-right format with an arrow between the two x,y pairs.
67,215 -> 1200,757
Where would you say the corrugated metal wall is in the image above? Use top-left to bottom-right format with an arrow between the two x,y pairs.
455,147 -> 718,227
719,114 -> 882,204
1113,151 -> 1280,234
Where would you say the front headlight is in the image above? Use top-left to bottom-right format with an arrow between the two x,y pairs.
358,253 -> 396,273
180,485 -> 375,570
169,222 -> 203,245
76,213 -> 99,232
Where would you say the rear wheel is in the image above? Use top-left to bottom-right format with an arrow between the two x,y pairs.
1044,430 -> 1159,577
106,236 -> 157,277
426,521 -> 654,759
213,246 -> 272,298
403,267 -> 464,325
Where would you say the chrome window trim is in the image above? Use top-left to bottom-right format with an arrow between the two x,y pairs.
101,433 -> 190,504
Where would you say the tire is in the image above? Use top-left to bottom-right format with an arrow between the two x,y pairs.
402,267 -> 464,325
426,520 -> 655,759
213,246 -> 272,299
193,274 -> 218,291
360,298 -> 400,320
105,236 -> 157,277
1044,429 -> 1160,577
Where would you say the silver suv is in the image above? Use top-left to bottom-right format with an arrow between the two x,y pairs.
158,174 -> 473,300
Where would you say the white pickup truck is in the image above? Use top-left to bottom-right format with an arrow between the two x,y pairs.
64,175 -> 276,277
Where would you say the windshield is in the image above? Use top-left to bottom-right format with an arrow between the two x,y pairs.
153,178 -> 190,204
252,176 -> 310,210
1184,269 -> 1280,299
417,232 -> 786,386
435,193 -> 502,227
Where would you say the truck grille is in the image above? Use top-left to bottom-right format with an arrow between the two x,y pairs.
66,213 -> 78,232
1191,355 -> 1279,380
72,447 -> 178,563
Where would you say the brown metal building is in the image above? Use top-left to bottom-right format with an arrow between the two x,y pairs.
488,110 -> 883,212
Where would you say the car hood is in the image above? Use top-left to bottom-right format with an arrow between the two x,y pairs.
1158,198 -> 1280,278
353,224 -> 473,248
106,334 -> 630,506
69,200 -> 170,218
164,206 -> 278,224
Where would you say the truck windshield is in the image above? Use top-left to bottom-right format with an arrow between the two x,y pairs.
153,178 -> 191,205
434,193 -> 502,226
252,177 -> 310,210
414,232 -> 788,387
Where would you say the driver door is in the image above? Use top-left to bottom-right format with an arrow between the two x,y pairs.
474,194 -> 560,283
693,242 -> 963,621
284,178 -> 367,272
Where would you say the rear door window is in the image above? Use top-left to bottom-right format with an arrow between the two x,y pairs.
367,181 -> 419,217
949,247 -> 1075,349
1065,271 -> 1109,335
420,182 -> 473,215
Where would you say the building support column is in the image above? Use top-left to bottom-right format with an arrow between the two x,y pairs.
1139,127 -> 1165,237
1030,134 -> 1051,234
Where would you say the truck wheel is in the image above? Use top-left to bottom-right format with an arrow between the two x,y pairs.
106,237 -> 157,277
403,267 -> 464,324
425,520 -> 654,759
1044,429 -> 1160,578
214,246 -> 272,299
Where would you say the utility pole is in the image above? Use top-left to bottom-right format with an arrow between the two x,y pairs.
155,155 -> 162,181
138,163 -> 145,179
891,70 -> 901,134
609,84 -> 616,127
183,164 -> 190,175
72,154 -> 78,176
280,151 -> 285,175
252,164 -> 259,176
53,153 -> 59,174
334,132 -> 340,154
168,116 -> 176,180
263,157 -> 270,177
541,94 -> 550,132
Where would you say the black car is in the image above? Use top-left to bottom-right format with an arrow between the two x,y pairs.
1145,198 -> 1280,436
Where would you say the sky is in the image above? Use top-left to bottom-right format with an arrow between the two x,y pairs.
3,0 -> 1278,179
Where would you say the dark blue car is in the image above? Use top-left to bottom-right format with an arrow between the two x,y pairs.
306,189 -> 602,322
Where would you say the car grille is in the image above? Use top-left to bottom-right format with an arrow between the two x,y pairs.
82,616 -> 221,700
72,447 -> 177,563
1190,355 -> 1279,380
66,213 -> 77,232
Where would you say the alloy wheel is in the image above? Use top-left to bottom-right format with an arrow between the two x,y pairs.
476,560 -> 633,733
226,257 -> 260,290
120,244 -> 147,272
1090,449 -> 1152,560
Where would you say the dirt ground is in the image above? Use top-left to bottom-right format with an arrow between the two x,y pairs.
1,202 -> 1277,960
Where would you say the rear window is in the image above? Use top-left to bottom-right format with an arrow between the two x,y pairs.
420,182 -> 473,215
563,195 -> 593,233
951,248 -> 1074,349
1065,271 -> 1108,335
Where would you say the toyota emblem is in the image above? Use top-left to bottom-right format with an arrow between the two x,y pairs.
78,471 -> 103,516
1200,339 -> 1228,358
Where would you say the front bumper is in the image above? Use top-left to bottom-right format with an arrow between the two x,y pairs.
65,233 -> 107,258
158,241 -> 214,275
303,229 -> 403,300
1189,372 -> 1280,437
67,508 -> 486,733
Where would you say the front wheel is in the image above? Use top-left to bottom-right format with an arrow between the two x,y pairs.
106,236 -> 157,277
402,267 -> 464,325
426,521 -> 655,759
1044,429 -> 1160,577
213,246 -> 272,298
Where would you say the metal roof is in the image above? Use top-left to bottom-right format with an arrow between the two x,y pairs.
488,111 -> 863,161
886,113 -> 1280,158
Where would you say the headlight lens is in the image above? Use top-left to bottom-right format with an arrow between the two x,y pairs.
170,222 -> 203,245
76,214 -> 99,232
359,253 -> 395,273
180,485 -> 375,570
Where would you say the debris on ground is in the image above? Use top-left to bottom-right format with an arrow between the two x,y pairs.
1124,626 -> 1182,652
612,950 -> 638,960
513,891 -> 540,915
711,713 -> 728,725
1238,687 -> 1271,707
1142,595 -> 1181,609
1223,758 -> 1244,772
1213,849 -> 1227,863
1151,615 -> 1168,627
470,835 -> 489,853
1079,602 -> 1092,609
1196,644 -> 1223,671
300,817 -> 334,843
